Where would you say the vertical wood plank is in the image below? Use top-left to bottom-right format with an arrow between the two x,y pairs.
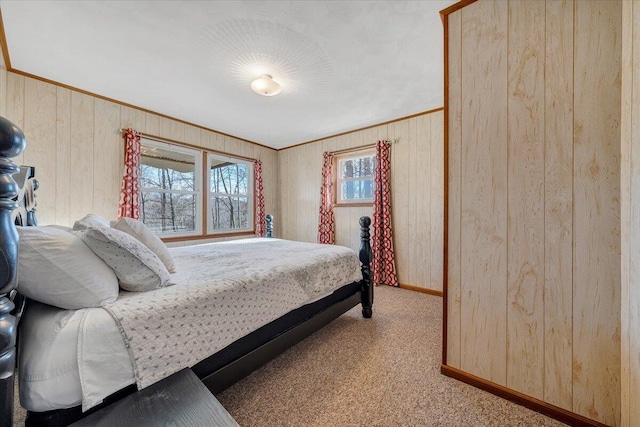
224,136 -> 241,157
120,106 -> 145,131
543,0 -> 574,410
430,110 -> 444,291
572,1 -> 621,424
279,148 -> 292,240
407,116 -> 419,287
446,9 -> 463,368
23,78 -> 57,225
297,144 -> 312,241
307,142 -> 322,243
0,66 -> 6,117
70,92 -> 95,222
239,137 -> 256,160
376,124 -> 389,143
289,145 -> 303,241
6,73 -> 25,167
349,131 -> 363,149
505,0 -> 545,399
184,125 -> 201,147
145,113 -> 160,135
620,3 -> 633,424
360,127 -> 377,147
334,207 -> 351,248
459,0 -> 508,384
416,114 -> 432,290
625,3 -> 640,424
284,147 -> 297,241
262,148 -> 279,233
276,148 -> 286,238
200,130 -> 215,151
56,87 -> 72,226
159,118 -> 184,142
212,132 -> 226,152
200,129 -> 225,152
93,99 -> 121,220
321,137 -> 338,154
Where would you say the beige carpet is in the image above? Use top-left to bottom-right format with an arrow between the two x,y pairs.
13,286 -> 566,426
216,286 -> 566,427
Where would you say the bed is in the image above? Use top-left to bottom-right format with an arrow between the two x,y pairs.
0,117 -> 374,427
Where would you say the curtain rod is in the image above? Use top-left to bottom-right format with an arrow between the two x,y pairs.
120,128 -> 257,163
328,139 -> 398,156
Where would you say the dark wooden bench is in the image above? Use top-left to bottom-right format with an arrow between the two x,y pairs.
69,369 -> 238,427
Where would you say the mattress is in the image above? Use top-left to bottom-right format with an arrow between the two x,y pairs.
19,238 -> 362,413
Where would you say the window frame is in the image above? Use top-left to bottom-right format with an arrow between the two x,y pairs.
334,149 -> 376,207
206,153 -> 254,235
137,136 -> 256,241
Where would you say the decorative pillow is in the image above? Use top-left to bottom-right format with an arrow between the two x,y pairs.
111,217 -> 176,273
16,226 -> 119,309
73,214 -> 111,231
77,226 -> 171,292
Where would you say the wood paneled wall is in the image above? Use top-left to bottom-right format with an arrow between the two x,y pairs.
445,1 -> 621,425
621,1 -> 640,425
0,72 -> 279,239
0,65 -> 7,117
279,110 -> 444,292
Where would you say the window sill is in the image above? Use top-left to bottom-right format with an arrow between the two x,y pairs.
334,203 -> 373,208
161,230 -> 256,243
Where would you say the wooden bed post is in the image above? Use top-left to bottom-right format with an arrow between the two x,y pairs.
0,116 -> 27,427
359,216 -> 373,318
265,214 -> 273,238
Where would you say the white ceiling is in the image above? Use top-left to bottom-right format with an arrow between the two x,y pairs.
1,0 -> 454,149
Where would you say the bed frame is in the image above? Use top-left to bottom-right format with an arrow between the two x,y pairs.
0,117 -> 374,427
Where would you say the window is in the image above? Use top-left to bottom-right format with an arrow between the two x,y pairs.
139,140 -> 202,236
335,150 -> 376,204
139,138 -> 253,238
208,154 -> 253,233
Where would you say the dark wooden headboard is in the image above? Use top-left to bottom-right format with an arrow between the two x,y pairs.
12,167 -> 38,227
0,116 -> 27,427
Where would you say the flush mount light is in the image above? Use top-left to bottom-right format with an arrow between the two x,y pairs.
250,74 -> 281,96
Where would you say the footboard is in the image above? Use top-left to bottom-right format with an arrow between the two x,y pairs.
359,216 -> 373,318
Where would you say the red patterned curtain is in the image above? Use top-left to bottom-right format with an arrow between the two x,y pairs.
117,128 -> 141,220
317,151 -> 335,244
371,140 -> 399,286
254,159 -> 266,237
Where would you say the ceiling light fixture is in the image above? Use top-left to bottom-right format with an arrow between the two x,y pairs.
250,74 -> 281,96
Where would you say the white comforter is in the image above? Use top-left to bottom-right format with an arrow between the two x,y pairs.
19,238 -> 362,412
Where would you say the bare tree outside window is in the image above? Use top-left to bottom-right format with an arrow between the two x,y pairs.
139,144 -> 199,234
210,158 -> 250,231
337,153 -> 376,203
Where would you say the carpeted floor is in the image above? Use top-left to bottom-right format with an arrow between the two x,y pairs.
216,286 -> 566,427
13,286 -> 566,426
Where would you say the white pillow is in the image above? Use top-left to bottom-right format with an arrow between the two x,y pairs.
77,226 -> 171,292
16,226 -> 119,309
45,224 -> 73,232
73,214 -> 111,231
111,217 -> 176,273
